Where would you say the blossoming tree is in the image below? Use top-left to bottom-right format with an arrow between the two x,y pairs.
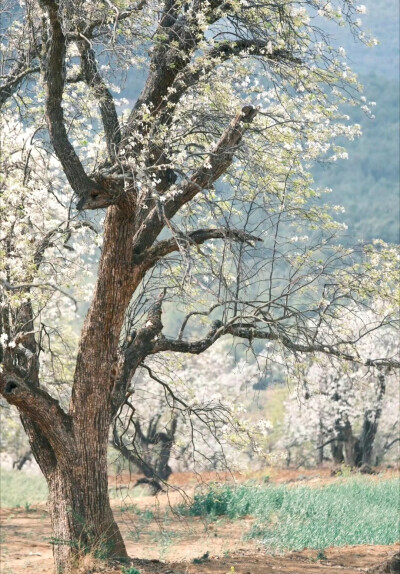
0,0 -> 399,571
111,340 -> 272,491
283,317 -> 399,467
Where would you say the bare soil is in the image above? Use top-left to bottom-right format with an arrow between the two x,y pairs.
1,468 -> 398,574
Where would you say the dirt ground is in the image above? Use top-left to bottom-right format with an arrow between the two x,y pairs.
1,468 -> 399,574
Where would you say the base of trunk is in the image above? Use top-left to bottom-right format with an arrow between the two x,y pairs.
367,553 -> 400,574
48,467 -> 128,573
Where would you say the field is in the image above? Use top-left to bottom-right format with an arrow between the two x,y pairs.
0,468 -> 399,574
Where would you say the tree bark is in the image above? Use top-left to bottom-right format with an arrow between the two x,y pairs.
343,420 -> 361,467
46,459 -> 127,572
2,370 -> 129,572
359,372 -> 386,465
61,205 -> 139,569
330,440 -> 344,464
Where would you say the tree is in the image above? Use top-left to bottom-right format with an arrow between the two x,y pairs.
0,0 -> 398,571
111,340 -> 271,491
283,315 -> 399,467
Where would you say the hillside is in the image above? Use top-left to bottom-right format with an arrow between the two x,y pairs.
313,73 -> 399,244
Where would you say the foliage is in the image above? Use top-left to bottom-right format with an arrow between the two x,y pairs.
113,340 -> 275,478
1,0 -> 399,567
282,316 -> 399,467
185,477 -> 400,550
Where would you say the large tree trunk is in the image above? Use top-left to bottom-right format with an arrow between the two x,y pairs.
46,460 -> 127,571
18,405 -> 128,572
58,205 -> 138,570
1,205 -> 144,572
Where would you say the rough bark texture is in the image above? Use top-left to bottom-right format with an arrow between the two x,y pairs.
47,460 -> 127,571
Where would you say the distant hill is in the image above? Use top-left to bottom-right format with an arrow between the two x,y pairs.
311,0 -> 399,244
313,73 -> 399,244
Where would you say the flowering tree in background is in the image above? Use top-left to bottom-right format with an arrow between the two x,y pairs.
283,314 -> 399,467
0,0 -> 399,571
112,340 -> 273,491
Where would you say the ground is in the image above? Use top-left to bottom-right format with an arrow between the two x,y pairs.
0,468 -> 398,573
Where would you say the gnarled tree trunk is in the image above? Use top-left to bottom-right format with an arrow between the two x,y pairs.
18,410 -> 128,571
1,206 -> 141,571
112,414 -> 178,493
46,459 -> 127,570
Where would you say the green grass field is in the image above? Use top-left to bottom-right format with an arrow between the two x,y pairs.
0,470 -> 48,508
185,477 -> 400,551
0,471 -> 149,509
2,470 -> 399,553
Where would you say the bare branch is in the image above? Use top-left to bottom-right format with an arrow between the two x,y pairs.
152,320 -> 400,369
383,437 -> 400,454
133,227 -> 262,267
38,0 -> 111,209
0,65 -> 40,109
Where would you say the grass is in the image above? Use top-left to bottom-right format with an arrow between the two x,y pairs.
184,477 -> 400,551
0,470 -> 152,509
2,468 -> 399,554
0,470 -> 48,508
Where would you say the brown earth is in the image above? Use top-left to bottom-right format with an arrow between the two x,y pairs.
1,468 -> 399,574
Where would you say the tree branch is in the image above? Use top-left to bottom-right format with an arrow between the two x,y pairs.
77,38 -> 121,162
111,292 -> 166,416
39,0 -> 111,209
140,363 -> 190,412
383,437 -> 400,454
132,227 -> 262,267
0,369 -> 73,462
158,38 -> 301,123
132,105 -> 258,253
0,64 -> 40,109
152,320 -> 400,369
136,36 -> 301,192
77,1 -> 149,40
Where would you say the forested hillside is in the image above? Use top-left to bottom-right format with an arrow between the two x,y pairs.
312,0 -> 399,243
314,74 -> 399,243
